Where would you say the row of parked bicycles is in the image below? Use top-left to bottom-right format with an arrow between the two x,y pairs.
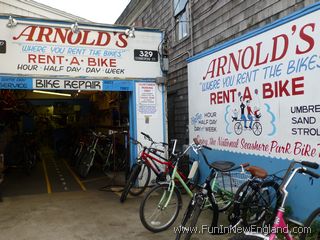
69,129 -> 128,178
119,132 -> 320,240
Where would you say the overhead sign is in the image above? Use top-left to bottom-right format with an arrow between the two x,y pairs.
0,17 -> 162,79
0,76 -> 134,91
33,78 -> 102,90
188,8 -> 320,162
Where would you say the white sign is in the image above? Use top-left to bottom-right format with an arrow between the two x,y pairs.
0,18 -> 162,79
188,10 -> 320,162
33,78 -> 102,90
137,83 -> 157,117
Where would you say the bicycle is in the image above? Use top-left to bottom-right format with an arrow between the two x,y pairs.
139,138 -> 223,233
234,118 -> 262,136
78,130 -> 113,178
120,132 -> 200,203
176,139 -> 279,240
227,166 -> 282,228
229,160 -> 320,240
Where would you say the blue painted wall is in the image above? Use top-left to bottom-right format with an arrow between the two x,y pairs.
191,149 -> 320,222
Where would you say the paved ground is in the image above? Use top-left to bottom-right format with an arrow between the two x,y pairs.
0,146 -> 233,240
0,190 -> 233,240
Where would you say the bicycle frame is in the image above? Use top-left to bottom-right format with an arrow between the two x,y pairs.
160,144 -> 199,209
266,168 -> 302,240
138,145 -> 190,183
243,167 -> 311,240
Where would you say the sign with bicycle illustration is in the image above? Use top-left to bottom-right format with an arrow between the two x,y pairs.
188,8 -> 320,162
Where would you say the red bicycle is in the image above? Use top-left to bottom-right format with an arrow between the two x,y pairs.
120,132 -> 200,203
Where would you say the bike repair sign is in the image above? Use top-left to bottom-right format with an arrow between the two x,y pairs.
188,7 -> 320,162
0,16 -> 162,79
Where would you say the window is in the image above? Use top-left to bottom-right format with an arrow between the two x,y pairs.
173,0 -> 189,41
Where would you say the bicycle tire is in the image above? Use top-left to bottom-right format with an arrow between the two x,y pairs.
129,163 -> 151,196
300,207 -> 320,240
229,234 -> 264,240
70,144 -> 82,166
139,183 -> 182,232
234,122 -> 243,135
228,180 -> 252,226
175,197 -> 202,240
120,164 -> 141,203
78,151 -> 95,178
74,147 -> 86,169
241,180 -> 280,227
252,122 -> 262,136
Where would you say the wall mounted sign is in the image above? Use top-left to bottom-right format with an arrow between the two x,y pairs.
0,17 -> 162,79
188,8 -> 320,162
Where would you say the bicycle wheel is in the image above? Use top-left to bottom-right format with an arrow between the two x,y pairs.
252,122 -> 262,136
228,180 -> 252,226
74,147 -> 86,169
175,199 -> 202,240
129,162 -> 151,196
241,180 -> 280,227
234,122 -> 243,135
120,164 -> 140,203
139,183 -> 182,232
300,208 -> 320,240
78,151 -> 95,178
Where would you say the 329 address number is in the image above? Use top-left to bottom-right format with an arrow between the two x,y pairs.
134,49 -> 158,62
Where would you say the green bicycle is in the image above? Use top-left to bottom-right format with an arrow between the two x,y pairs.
139,139 -> 244,232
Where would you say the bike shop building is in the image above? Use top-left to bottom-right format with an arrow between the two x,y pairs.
116,0 -> 320,223
0,1 -> 167,196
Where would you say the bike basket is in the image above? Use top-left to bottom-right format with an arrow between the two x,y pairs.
211,171 -> 250,194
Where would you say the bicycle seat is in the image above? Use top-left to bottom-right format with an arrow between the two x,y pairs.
210,161 -> 235,172
245,166 -> 268,179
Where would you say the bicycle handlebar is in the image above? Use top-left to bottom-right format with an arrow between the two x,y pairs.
298,168 -> 320,179
140,132 -> 168,147
301,161 -> 319,169
141,132 -> 152,142
280,160 -> 320,192
90,130 -> 108,139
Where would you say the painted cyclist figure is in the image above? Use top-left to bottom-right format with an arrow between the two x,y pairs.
246,100 -> 254,129
239,96 -> 247,127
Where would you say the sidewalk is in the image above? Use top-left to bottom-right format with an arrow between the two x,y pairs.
0,190 -> 232,240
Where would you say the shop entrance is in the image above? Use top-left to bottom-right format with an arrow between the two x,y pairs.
0,87 -> 135,196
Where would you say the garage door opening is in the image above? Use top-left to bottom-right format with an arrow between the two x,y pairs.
0,89 -> 132,197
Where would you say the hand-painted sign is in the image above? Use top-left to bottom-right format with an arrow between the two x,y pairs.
188,9 -> 320,162
0,17 -> 162,79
